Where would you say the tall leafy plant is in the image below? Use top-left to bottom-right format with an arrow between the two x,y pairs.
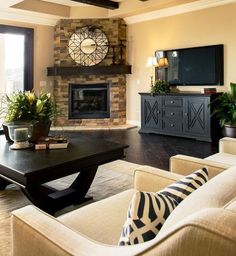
211,84 -> 236,127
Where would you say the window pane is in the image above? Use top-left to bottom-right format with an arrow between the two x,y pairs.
0,33 -> 24,94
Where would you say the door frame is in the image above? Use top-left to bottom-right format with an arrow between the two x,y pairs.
0,24 -> 34,91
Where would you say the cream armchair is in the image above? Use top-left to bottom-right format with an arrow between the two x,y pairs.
11,157 -> 236,256
207,137 -> 236,164
170,137 -> 236,178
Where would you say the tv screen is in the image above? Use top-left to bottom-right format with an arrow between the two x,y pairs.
155,45 -> 224,86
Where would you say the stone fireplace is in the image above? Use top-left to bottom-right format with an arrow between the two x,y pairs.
49,18 -> 131,127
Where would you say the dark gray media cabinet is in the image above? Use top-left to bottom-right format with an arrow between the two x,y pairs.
139,92 -> 222,142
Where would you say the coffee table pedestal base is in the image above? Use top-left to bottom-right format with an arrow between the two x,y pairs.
21,166 -> 98,215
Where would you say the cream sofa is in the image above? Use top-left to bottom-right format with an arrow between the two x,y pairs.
170,137 -> 236,177
11,157 -> 236,256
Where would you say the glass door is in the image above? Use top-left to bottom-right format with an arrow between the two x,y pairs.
0,25 -> 33,93
0,25 -> 33,127
0,33 -> 24,94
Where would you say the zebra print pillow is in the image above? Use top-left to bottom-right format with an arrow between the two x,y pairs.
118,167 -> 208,246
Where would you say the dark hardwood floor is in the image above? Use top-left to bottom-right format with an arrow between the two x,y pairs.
59,128 -> 219,170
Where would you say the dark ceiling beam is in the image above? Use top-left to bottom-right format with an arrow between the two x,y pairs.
71,0 -> 119,9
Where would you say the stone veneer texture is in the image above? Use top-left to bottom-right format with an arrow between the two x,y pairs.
53,18 -> 127,127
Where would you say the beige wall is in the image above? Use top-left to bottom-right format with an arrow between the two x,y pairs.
0,19 -> 54,93
126,3 -> 236,125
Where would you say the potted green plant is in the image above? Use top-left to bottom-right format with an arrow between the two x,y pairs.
211,83 -> 236,137
150,79 -> 170,95
1,91 -> 59,142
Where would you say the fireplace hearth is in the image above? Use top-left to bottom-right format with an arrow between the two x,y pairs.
69,83 -> 110,119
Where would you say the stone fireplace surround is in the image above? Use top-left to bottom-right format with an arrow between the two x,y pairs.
51,18 -> 129,127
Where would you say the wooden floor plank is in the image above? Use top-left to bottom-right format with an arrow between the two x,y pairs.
55,128 -> 218,170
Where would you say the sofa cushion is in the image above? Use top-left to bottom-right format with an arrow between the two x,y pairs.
118,168 -> 208,245
160,165 -> 236,234
58,189 -> 136,245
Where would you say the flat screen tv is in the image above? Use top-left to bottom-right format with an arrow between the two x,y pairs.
155,44 -> 224,86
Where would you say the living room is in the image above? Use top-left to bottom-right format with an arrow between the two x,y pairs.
0,0 -> 236,255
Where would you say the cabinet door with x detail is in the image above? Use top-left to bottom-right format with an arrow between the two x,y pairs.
184,97 -> 210,137
141,95 -> 162,130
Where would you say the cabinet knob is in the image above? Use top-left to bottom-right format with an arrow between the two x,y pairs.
170,101 -> 174,104
171,112 -> 175,115
171,124 -> 175,127
184,113 -> 188,116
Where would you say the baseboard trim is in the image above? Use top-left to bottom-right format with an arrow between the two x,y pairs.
127,120 -> 141,127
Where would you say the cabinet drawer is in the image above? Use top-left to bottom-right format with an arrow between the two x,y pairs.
162,119 -> 183,132
163,97 -> 183,107
163,108 -> 183,119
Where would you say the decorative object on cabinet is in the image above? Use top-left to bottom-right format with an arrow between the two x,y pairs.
150,79 -> 170,95
139,92 -> 222,142
68,26 -> 109,66
210,84 -> 236,137
146,57 -> 158,87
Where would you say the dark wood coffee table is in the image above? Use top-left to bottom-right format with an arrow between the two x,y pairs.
0,135 -> 128,214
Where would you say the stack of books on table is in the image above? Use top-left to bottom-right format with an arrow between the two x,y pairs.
35,136 -> 69,150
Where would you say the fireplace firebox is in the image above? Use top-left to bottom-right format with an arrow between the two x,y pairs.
69,83 -> 110,119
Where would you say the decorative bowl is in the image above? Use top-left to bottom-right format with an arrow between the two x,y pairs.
4,122 -> 34,149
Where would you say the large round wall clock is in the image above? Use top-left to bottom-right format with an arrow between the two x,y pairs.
68,26 -> 109,66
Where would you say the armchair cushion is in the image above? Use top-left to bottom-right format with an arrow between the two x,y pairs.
118,168 -> 208,246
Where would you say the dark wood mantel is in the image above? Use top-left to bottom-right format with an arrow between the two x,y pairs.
47,65 -> 132,76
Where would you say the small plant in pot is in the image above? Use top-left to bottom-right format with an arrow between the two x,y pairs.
1,90 -> 59,142
150,79 -> 170,95
210,83 -> 236,137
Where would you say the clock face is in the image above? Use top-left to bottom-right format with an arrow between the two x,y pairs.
68,26 -> 109,66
